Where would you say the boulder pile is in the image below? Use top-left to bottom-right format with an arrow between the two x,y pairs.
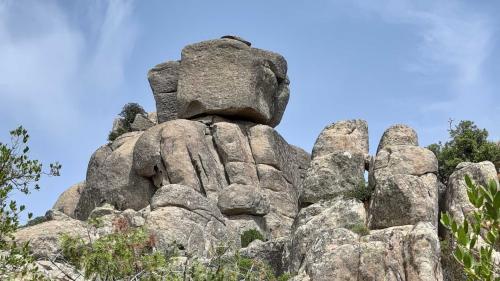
15,36 -> 499,281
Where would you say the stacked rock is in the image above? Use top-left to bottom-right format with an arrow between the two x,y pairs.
285,122 -> 443,280
18,36 -> 310,268
14,36 -> 498,281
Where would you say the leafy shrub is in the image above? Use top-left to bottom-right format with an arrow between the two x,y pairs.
440,175 -> 499,281
107,127 -> 127,142
23,215 -> 49,227
344,180 -> 372,203
241,229 -> 265,248
60,220 -> 288,280
189,244 -> 289,281
348,223 -> 370,236
0,126 -> 61,280
427,120 -> 500,184
107,102 -> 146,141
61,217 -> 175,280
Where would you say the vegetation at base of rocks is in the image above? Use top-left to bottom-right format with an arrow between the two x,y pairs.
427,120 -> 500,184
60,218 -> 287,280
348,223 -> 370,236
108,102 -> 147,141
343,180 -> 372,203
440,175 -> 500,281
240,229 -> 265,248
0,126 -> 61,280
440,238 -> 467,281
189,247 -> 289,281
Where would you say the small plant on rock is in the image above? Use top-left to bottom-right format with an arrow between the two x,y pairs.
348,223 -> 370,236
241,229 -> 265,248
344,180 -> 372,203
107,102 -> 146,141
440,175 -> 499,281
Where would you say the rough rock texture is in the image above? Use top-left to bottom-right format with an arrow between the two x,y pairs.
240,237 -> 288,275
311,119 -> 369,158
286,203 -> 443,281
17,38 -> 484,281
218,184 -> 270,215
176,37 -> 289,127
145,184 -> 228,257
15,211 -> 90,260
74,131 -> 155,220
131,113 -> 155,131
368,126 -> 439,229
443,161 -> 498,223
147,61 -> 179,123
52,181 -> 85,218
377,124 -> 418,153
301,120 -> 368,204
131,118 -> 307,239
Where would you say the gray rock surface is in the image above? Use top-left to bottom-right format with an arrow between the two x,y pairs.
300,120 -> 368,204
52,181 -> 85,218
368,126 -> 439,229
443,161 -> 498,223
74,132 -> 155,220
15,212 -> 90,260
312,119 -> 369,158
176,38 -> 289,127
240,237 -> 288,275
131,113 -> 155,131
217,184 -> 270,216
147,61 -> 179,123
377,124 -> 418,153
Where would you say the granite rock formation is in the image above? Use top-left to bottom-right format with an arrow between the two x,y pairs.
15,36 -> 497,281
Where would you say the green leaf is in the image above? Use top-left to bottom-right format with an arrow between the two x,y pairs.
454,247 -> 463,262
440,212 -> 451,227
464,175 -> 473,189
463,252 -> 472,269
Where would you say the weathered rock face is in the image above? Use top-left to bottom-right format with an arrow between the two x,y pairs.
300,120 -> 368,204
147,61 -> 179,123
15,211 -> 90,260
131,113 -> 155,131
132,117 -> 307,239
74,132 -> 156,220
443,161 -> 498,223
377,124 -> 418,153
176,37 -> 289,127
52,181 -> 85,218
146,184 -> 228,257
368,126 -> 439,230
17,37 -> 485,281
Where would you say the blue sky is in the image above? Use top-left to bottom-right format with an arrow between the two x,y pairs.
1,0 -> 499,220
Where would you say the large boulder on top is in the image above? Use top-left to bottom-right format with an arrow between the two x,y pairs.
368,125 -> 439,229
176,37 -> 289,127
311,119 -> 369,158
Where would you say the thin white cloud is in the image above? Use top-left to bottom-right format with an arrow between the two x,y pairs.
349,0 -> 498,139
0,0 -> 137,136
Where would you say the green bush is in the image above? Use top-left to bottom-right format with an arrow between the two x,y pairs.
348,223 -> 370,236
344,180 -> 372,203
107,102 -> 146,141
440,175 -> 499,281
60,220 -> 288,280
241,229 -> 265,248
0,126 -> 61,280
427,120 -> 500,184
